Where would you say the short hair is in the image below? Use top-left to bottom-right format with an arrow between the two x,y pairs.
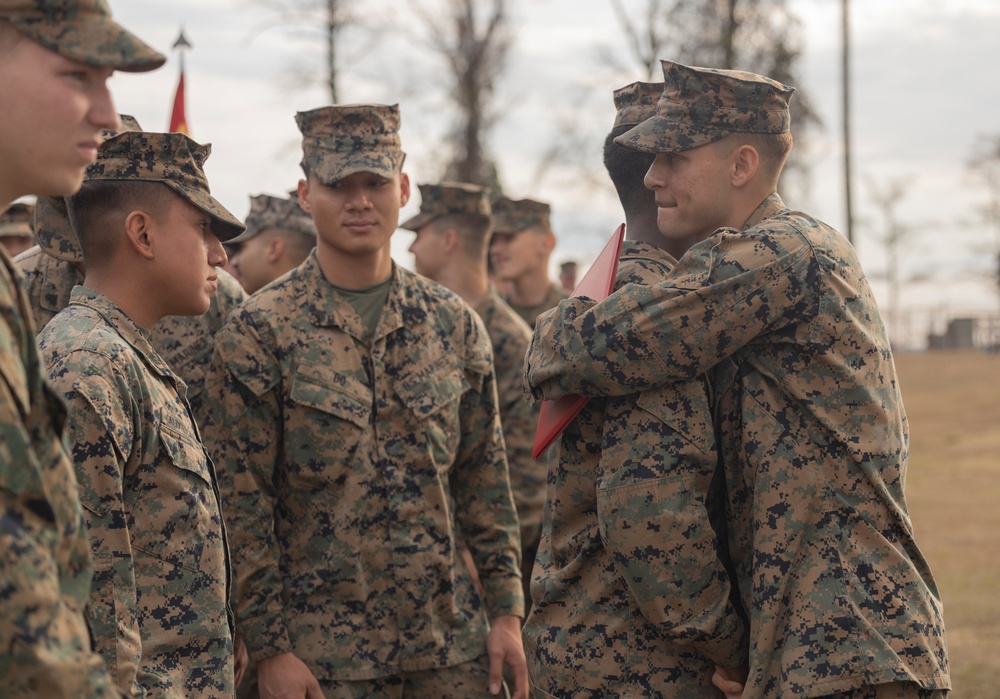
260,226 -> 315,262
603,123 -> 656,214
430,213 -> 493,260
713,131 -> 794,184
67,180 -> 171,266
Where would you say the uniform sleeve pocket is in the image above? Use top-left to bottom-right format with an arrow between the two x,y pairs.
636,383 -> 714,454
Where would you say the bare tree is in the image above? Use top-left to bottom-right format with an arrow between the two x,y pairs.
606,0 -> 822,202
864,174 -> 930,346
246,0 -> 381,103
413,0 -> 511,193
967,133 -> 1000,314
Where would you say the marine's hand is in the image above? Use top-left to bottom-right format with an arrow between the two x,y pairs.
257,652 -> 326,699
487,614 -> 528,699
234,631 -> 249,687
712,663 -> 748,699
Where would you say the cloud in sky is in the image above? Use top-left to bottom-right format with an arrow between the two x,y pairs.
106,0 -> 1000,323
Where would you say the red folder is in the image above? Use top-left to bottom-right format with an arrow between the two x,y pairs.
531,224 -> 626,460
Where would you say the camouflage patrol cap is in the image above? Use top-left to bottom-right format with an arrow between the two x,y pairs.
399,181 -> 491,232
492,197 -> 551,235
32,114 -> 142,264
615,60 -> 794,154
296,104 -> 405,185
228,193 -> 317,244
87,131 -> 245,241
0,0 -> 165,72
33,114 -> 143,263
613,81 -> 665,128
0,202 -> 33,239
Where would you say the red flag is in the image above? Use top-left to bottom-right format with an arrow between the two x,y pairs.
169,70 -> 188,134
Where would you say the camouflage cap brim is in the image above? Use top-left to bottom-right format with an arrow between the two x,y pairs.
303,151 -> 405,187
166,182 -> 245,243
613,114 -> 732,155
398,211 -> 438,233
10,9 -> 166,73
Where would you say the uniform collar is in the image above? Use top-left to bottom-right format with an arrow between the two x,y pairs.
619,239 -> 680,266
68,286 -> 176,381
742,192 -> 787,230
298,251 -> 427,343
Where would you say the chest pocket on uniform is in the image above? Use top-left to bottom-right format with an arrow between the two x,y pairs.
396,369 -> 467,467
290,361 -> 372,429
129,420 -> 218,573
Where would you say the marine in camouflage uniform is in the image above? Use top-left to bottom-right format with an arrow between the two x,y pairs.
402,182 -> 541,611
0,1 -> 163,696
205,104 -> 527,697
39,131 -> 244,698
15,115 -> 247,429
489,198 -> 568,329
523,81 -> 747,698
525,61 -> 950,698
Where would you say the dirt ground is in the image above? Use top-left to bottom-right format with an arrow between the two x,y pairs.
894,350 -> 1000,698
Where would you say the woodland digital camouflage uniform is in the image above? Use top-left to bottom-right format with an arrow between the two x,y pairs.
205,104 -> 523,682
526,61 -> 949,698
0,1 -> 163,696
401,181 -> 541,606
0,248 -> 121,698
38,130 -> 242,698
525,241 -> 748,697
16,131 -> 247,428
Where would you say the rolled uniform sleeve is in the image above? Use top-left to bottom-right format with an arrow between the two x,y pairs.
204,311 -> 288,662
450,314 -> 524,619
525,230 -> 817,400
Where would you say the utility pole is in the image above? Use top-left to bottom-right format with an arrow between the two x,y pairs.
842,0 -> 854,246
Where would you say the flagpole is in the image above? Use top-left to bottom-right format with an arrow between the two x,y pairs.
169,28 -> 192,134
173,27 -> 191,72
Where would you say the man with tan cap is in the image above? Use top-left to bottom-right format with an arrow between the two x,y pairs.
489,197 -> 567,328
0,201 -> 34,257
522,80 -> 749,698
0,2 -> 164,696
526,61 -> 950,699
39,130 -> 243,698
403,181 -> 542,613
207,105 -> 528,699
227,192 -> 317,294
16,116 -> 247,430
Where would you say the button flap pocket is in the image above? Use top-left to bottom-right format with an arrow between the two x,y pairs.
291,361 -> 371,429
635,383 -> 714,454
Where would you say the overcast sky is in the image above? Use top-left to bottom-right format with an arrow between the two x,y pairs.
104,0 -> 1000,344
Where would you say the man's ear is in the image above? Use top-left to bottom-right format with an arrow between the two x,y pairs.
297,178 -> 312,214
540,230 -> 556,254
731,144 -> 760,188
399,172 -> 411,208
124,210 -> 155,260
442,228 -> 459,253
266,235 -> 286,263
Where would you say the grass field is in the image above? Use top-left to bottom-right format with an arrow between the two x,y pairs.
895,350 -> 1000,698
